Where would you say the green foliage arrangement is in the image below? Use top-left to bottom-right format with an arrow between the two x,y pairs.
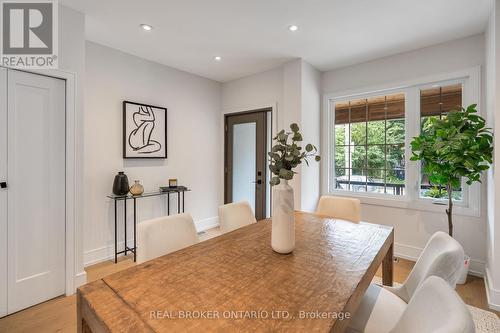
269,123 -> 320,186
410,104 -> 493,236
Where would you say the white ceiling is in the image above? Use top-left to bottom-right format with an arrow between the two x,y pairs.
60,0 -> 493,82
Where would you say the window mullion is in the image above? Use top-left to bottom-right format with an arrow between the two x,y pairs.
365,99 -> 368,192
406,87 -> 419,202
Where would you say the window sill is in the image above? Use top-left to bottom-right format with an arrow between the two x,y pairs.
325,191 -> 480,218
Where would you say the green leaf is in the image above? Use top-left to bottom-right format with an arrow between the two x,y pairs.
270,177 -> 280,186
292,132 -> 303,141
279,168 -> 294,180
409,103 -> 493,191
269,123 -> 320,179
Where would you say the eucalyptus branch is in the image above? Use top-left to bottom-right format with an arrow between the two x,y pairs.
269,123 -> 320,186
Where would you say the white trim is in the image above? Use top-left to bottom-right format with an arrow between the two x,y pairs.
84,243 -> 124,267
84,217 -> 220,267
394,242 -> 485,277
195,216 -> 219,232
1,66 -> 85,294
322,66 -> 482,217
74,271 -> 87,290
484,267 -> 500,311
0,68 -> 6,317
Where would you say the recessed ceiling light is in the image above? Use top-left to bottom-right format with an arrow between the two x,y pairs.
288,25 -> 299,31
214,56 -> 222,61
140,24 -> 153,31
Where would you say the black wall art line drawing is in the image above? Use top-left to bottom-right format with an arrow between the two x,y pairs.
123,101 -> 167,159
128,105 -> 161,154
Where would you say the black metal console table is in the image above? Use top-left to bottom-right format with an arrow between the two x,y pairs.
107,187 -> 191,263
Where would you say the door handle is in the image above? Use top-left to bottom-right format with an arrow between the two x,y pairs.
0,182 -> 7,189
252,180 -> 262,185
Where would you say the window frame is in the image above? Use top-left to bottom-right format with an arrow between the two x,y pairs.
322,66 -> 481,217
330,88 -> 410,200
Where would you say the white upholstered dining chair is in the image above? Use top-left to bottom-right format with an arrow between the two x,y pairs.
388,276 -> 474,333
348,231 -> 465,332
218,201 -> 257,233
347,276 -> 474,333
137,213 -> 199,264
316,196 -> 361,222
386,231 -> 464,302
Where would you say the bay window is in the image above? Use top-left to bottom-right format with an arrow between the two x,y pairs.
325,67 -> 480,214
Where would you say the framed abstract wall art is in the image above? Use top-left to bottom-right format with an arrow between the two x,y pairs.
123,101 -> 167,158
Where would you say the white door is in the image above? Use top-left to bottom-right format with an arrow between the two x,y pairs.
6,70 -> 66,314
0,68 -> 7,317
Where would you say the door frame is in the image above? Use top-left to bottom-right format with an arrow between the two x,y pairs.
225,111 -> 267,220
0,66 -> 82,297
221,103 -> 278,220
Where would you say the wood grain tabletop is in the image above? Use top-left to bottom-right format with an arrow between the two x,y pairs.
78,211 -> 394,333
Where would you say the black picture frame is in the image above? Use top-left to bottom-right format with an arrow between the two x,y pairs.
123,101 -> 167,159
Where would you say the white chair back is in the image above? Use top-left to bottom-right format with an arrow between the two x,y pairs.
137,213 -> 199,264
316,196 -> 361,222
390,276 -> 474,333
218,201 -> 256,233
389,231 -> 464,303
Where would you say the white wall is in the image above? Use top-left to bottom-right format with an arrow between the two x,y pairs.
323,34 -> 485,93
221,66 -> 283,114
321,34 -> 487,275
485,1 -> 500,310
58,5 -> 86,286
83,41 -> 222,265
221,59 -> 322,212
283,60 -> 303,208
300,62 -> 321,211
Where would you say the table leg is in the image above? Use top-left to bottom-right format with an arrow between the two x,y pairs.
134,197 -> 137,262
382,242 -> 394,287
114,200 -> 117,263
167,192 -> 170,216
124,199 -> 127,256
77,291 -> 82,333
177,191 -> 180,214
182,191 -> 185,212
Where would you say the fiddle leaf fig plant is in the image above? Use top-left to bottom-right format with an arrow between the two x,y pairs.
269,123 -> 320,186
410,104 -> 493,237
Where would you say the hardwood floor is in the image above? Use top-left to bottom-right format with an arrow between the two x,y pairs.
0,228 -> 497,332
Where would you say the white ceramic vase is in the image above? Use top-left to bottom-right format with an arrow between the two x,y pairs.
271,179 -> 295,254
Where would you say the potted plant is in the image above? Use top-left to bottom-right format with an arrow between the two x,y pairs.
268,123 -> 320,253
410,104 -> 493,283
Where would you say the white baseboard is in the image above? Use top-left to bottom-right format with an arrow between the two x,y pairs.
195,216 -> 219,232
74,271 -> 87,288
84,216 -> 219,267
394,242 -> 485,277
484,266 -> 500,311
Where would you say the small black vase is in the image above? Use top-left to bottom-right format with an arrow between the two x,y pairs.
113,172 -> 129,196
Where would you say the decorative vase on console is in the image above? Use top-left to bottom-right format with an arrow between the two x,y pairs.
129,180 -> 144,196
112,171 -> 129,196
269,123 -> 320,254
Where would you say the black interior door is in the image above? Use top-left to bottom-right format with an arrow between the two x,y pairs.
225,111 -> 267,221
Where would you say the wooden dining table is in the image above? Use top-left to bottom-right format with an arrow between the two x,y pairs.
77,211 -> 394,333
